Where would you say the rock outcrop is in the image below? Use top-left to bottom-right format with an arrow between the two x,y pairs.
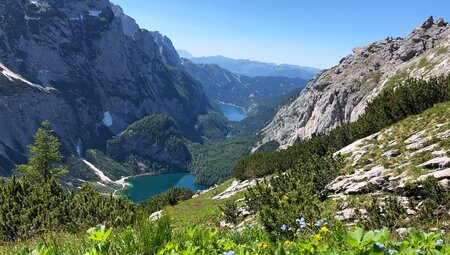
0,0 -> 210,175
324,102 -> 450,197
260,17 -> 450,149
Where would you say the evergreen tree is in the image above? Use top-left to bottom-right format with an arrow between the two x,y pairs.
17,120 -> 67,183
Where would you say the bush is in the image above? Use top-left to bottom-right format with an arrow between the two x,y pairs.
138,188 -> 194,215
246,155 -> 340,239
234,75 -> 450,181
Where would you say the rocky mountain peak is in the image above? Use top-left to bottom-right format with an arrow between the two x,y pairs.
0,0 -> 210,175
259,17 -> 450,150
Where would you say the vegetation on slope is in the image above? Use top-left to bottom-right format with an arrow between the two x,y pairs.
2,75 -> 450,254
107,114 -> 191,172
234,76 -> 450,179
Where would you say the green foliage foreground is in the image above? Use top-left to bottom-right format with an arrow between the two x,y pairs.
14,217 -> 450,255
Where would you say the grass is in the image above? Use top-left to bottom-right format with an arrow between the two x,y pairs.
338,101 -> 450,182
165,179 -> 248,228
385,69 -> 409,88
435,47 -> 449,56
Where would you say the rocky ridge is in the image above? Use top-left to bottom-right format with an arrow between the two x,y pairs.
0,0 -> 210,175
260,17 -> 450,149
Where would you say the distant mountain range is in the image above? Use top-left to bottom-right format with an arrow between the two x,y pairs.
177,50 -> 321,80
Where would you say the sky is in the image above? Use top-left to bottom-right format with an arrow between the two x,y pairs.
111,0 -> 450,69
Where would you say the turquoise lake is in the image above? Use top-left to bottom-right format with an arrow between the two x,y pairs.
122,173 -> 208,203
220,103 -> 246,122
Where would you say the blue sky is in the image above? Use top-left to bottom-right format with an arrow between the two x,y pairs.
111,0 -> 450,69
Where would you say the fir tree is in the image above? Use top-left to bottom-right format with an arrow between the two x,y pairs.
17,120 -> 67,183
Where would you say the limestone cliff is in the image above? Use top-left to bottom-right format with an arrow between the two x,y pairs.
260,17 -> 450,149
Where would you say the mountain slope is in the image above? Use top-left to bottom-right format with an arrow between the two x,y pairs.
326,101 -> 450,197
260,17 -> 450,149
0,0 -> 210,175
180,58 -> 308,109
185,53 -> 321,79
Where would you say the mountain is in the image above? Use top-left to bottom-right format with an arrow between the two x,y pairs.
180,58 -> 308,109
111,7 -> 308,112
0,0 -> 211,175
184,53 -> 321,79
260,16 -> 450,149
177,49 -> 194,59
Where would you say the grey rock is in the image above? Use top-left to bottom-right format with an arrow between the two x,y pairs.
437,17 -> 446,27
419,157 -> 450,169
418,168 -> 450,181
259,17 -> 450,150
382,150 -> 401,158
0,0 -> 210,175
432,150 -> 448,158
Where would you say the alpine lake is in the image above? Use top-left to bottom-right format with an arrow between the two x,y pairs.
122,103 -> 246,203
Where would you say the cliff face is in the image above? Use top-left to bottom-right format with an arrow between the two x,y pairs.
260,17 -> 450,149
0,0 -> 210,175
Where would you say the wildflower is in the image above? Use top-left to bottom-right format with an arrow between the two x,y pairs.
295,217 -> 305,225
284,240 -> 293,246
416,249 -> 422,254
248,224 -> 254,229
281,224 -> 287,231
258,242 -> 268,249
223,251 -> 235,255
296,229 -> 301,234
376,242 -> 385,249
436,239 -> 443,245
283,195 -> 289,201
314,220 -> 322,227
389,250 -> 398,254
320,226 -> 329,233
314,234 -> 322,240
374,229 -> 380,233
310,246 -> 315,253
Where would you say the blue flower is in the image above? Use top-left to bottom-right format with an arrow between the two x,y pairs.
436,239 -> 443,245
315,220 -> 322,227
248,224 -> 254,229
389,250 -> 398,254
416,249 -> 422,254
223,251 -> 235,255
376,242 -> 386,249
296,218 -> 305,225
281,224 -> 287,231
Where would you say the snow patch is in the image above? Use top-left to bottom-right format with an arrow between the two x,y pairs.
88,10 -> 102,17
29,0 -> 49,7
82,159 -> 113,183
0,63 -> 46,90
102,111 -> 113,127
69,15 -> 84,21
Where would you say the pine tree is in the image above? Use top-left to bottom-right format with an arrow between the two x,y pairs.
17,120 -> 67,183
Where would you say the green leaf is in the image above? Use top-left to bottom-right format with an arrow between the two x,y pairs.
361,231 -> 376,246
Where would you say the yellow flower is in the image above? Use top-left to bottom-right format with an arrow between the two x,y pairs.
310,246 -> 315,253
284,240 -> 293,246
320,226 -> 329,233
258,242 -> 268,249
314,233 -> 322,240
